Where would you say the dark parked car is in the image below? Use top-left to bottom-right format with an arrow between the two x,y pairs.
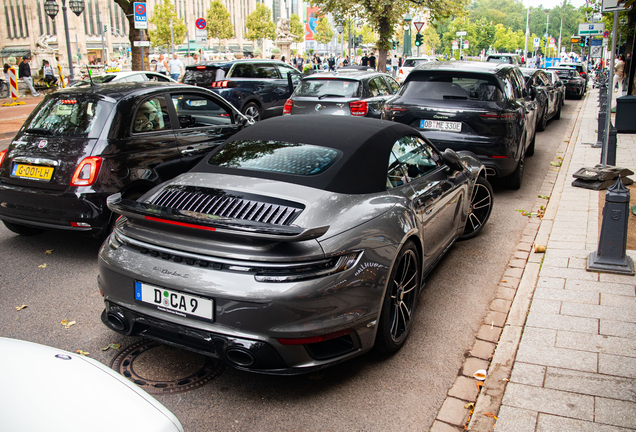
282,70 -> 400,118
557,61 -> 588,86
0,82 -> 248,237
98,115 -> 493,375
547,66 -> 586,99
519,67 -> 562,131
71,71 -> 178,87
486,54 -> 522,65
383,61 -> 537,189
182,59 -> 303,122
544,70 -> 566,106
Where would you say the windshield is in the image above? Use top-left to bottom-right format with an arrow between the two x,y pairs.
294,79 -> 360,98
208,140 -> 341,176
553,70 -> 575,78
401,72 -> 504,101
487,56 -> 514,63
403,59 -> 429,68
21,96 -> 112,138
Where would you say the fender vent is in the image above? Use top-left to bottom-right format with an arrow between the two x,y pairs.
148,186 -> 303,226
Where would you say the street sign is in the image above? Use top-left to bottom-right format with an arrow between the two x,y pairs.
603,38 -> 609,47
195,18 -> 207,30
413,22 -> 424,32
602,0 -> 631,12
464,40 -> 469,49
571,36 -> 581,43
133,2 -> 147,30
591,38 -> 603,46
533,37 -> 540,47
195,29 -> 207,43
456,31 -> 467,36
578,23 -> 605,36
591,45 -> 602,58
452,40 -> 459,49
603,30 -> 610,38
133,40 -> 150,47
549,37 -> 556,47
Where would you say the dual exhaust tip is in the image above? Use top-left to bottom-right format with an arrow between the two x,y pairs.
104,308 -> 256,367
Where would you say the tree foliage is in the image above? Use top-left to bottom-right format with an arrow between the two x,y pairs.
206,0 -> 234,51
421,26 -> 441,54
314,16 -> 335,45
311,0 -> 468,72
148,1 -> 187,49
245,3 -> 276,42
289,14 -> 305,44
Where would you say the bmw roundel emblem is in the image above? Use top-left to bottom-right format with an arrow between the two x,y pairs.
315,104 -> 323,112
38,140 -> 48,148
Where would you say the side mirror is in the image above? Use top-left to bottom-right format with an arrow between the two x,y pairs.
236,113 -> 253,128
441,148 -> 464,172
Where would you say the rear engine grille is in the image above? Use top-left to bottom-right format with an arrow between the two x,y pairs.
148,186 -> 304,226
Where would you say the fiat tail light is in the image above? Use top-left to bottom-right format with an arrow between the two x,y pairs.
71,156 -> 102,186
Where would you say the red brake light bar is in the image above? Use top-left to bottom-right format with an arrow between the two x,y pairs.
196,66 -> 206,69
144,215 -> 217,231
0,149 -> 6,168
283,99 -> 293,114
349,100 -> 368,116
61,99 -> 77,104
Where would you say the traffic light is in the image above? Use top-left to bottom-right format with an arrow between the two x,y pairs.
103,24 -> 107,33
357,35 -> 363,45
415,33 -> 423,46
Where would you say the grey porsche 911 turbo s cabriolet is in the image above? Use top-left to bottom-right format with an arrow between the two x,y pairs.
98,115 -> 493,375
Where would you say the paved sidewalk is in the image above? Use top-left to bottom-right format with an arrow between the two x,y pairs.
467,87 -> 636,431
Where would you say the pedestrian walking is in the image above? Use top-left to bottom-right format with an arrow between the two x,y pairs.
535,54 -> 542,69
368,52 -> 376,70
614,53 -> 626,96
18,56 -> 39,97
168,53 -> 184,82
156,54 -> 168,76
361,51 -> 368,67
392,55 -> 398,77
2,63 -> 11,98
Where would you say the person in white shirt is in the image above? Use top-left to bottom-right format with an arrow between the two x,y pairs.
168,53 -> 184,81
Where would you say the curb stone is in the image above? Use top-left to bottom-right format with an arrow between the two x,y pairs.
429,91 -> 587,431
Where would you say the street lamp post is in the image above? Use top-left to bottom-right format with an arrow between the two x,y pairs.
544,10 -> 550,61
403,13 -> 412,57
524,7 -> 530,65
44,0 -> 85,82
336,24 -> 344,59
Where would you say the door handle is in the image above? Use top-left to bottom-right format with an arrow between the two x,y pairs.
181,148 -> 198,154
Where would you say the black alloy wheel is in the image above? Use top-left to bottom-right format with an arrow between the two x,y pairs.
2,221 -> 45,236
242,102 -> 261,122
459,177 -> 494,240
375,241 -> 421,353
537,104 -> 548,131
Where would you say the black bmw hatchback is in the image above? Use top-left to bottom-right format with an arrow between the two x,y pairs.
383,61 -> 537,189
0,82 -> 248,237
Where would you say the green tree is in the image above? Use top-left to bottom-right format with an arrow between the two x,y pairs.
245,3 -> 276,56
422,26 -> 441,55
148,1 -> 187,50
314,16 -> 335,49
289,14 -> 305,45
467,17 -> 496,55
359,24 -> 378,45
206,0 -> 234,52
113,0 -> 148,71
311,0 -> 468,74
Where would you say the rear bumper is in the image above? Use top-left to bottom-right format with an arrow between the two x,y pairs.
0,182 -> 110,234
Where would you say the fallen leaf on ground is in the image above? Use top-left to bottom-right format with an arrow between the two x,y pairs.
476,381 -> 484,389
61,319 -> 76,329
538,195 -> 550,200
501,280 -> 508,283
45,249 -> 54,254
15,305 -> 27,311
38,264 -> 48,269
483,412 -> 497,419
534,244 -> 547,253
76,350 -> 90,356
61,318 -> 68,326
101,343 -> 121,351
464,402 -> 475,409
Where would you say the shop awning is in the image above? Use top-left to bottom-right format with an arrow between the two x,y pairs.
1,46 -> 31,58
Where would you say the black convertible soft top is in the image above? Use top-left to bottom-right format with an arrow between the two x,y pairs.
191,115 -> 420,194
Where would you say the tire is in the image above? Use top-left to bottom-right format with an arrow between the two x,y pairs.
2,220 -> 45,236
241,102 -> 261,122
554,101 -> 561,120
459,176 -> 494,240
375,240 -> 421,354
505,141 -> 525,190
537,105 -> 547,131
525,131 -> 536,157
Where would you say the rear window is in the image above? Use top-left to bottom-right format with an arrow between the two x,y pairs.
208,140 -> 341,176
21,96 -> 112,138
553,69 -> 575,78
182,65 -> 231,86
295,79 -> 361,98
401,72 -> 504,102
487,56 -> 517,64
403,59 -> 429,68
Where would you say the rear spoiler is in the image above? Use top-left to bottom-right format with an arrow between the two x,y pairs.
107,193 -> 329,242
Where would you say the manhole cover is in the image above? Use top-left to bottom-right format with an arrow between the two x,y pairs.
110,340 -> 224,394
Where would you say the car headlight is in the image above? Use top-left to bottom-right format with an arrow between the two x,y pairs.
254,252 -> 362,283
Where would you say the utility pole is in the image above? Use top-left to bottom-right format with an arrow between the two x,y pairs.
524,7 -> 530,65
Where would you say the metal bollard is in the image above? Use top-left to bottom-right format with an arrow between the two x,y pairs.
587,177 -> 635,275
595,109 -> 606,148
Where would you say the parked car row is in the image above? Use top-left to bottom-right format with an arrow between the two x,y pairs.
0,55 -> 579,378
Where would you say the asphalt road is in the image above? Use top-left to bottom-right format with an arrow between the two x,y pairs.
0,97 -> 583,431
